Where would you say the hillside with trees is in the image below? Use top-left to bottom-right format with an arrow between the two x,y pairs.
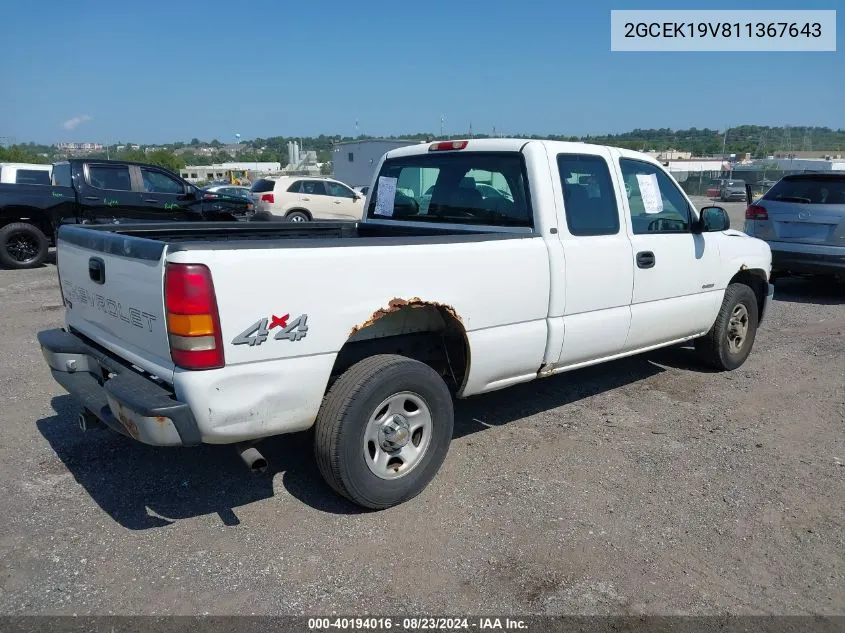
2,125 -> 842,171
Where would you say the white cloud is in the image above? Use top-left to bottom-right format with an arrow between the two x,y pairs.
61,115 -> 93,130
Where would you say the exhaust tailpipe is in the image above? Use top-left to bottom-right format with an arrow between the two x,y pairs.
236,443 -> 268,473
78,409 -> 103,431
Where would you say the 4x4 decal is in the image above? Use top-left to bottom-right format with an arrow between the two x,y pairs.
232,313 -> 308,346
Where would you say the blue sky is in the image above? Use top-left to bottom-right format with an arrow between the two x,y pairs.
0,0 -> 841,144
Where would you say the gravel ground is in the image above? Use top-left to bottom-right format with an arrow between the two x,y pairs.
0,207 -> 843,616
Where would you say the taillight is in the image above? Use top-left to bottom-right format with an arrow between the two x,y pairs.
164,263 -> 224,370
745,204 -> 768,220
260,193 -> 274,203
429,140 -> 468,151
203,193 -> 216,199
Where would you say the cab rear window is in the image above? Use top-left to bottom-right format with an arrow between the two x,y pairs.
367,152 -> 532,227
15,169 -> 50,185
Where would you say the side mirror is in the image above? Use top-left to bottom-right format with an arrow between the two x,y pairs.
698,206 -> 730,232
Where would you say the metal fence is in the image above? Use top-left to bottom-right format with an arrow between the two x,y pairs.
672,168 -> 829,199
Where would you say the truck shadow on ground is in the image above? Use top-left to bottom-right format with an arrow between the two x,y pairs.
771,276 -> 845,306
37,349 -> 701,528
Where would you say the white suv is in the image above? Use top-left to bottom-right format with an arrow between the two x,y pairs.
249,176 -> 365,222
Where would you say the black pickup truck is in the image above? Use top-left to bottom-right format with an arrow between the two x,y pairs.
0,159 -> 254,269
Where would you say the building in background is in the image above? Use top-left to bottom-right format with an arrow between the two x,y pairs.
181,162 -> 282,183
54,142 -> 104,154
646,149 -> 693,161
332,139 -> 425,187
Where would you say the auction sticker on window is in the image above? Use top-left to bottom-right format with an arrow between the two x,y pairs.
636,174 -> 663,214
611,10 -> 836,51
375,176 -> 398,217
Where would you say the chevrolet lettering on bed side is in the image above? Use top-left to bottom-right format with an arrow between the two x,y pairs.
61,280 -> 158,332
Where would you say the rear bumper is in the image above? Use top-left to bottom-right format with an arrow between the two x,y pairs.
38,328 -> 200,446
770,242 -> 845,275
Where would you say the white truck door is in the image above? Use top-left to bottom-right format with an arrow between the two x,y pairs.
546,146 -> 635,368
615,156 -> 721,349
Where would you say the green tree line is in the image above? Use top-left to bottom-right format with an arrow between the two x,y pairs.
3,125 -> 843,173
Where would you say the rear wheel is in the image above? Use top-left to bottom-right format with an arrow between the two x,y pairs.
695,283 -> 759,371
314,354 -> 454,510
0,223 -> 48,269
285,210 -> 310,223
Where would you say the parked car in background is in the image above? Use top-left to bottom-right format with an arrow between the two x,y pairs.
719,179 -> 747,202
202,184 -> 252,201
0,162 -> 52,185
0,159 -> 253,269
744,173 -> 845,280
706,178 -> 724,198
250,176 -> 365,222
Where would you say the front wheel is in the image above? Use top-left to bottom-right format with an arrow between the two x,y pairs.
695,283 -> 759,371
314,355 -> 454,509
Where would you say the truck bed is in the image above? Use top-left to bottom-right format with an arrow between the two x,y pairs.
57,220 -> 530,254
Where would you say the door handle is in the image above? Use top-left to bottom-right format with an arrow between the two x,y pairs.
333,200 -> 342,204
143,199 -> 159,203
302,197 -> 311,201
84,196 -> 99,200
636,251 -> 656,269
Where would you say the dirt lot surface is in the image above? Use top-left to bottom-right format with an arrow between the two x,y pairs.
1,206 -> 843,615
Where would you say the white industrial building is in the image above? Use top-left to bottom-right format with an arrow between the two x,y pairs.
765,157 -> 845,171
332,139 -> 425,187
180,162 -> 281,183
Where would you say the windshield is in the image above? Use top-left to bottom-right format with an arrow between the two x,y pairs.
366,152 -> 532,227
764,177 -> 845,204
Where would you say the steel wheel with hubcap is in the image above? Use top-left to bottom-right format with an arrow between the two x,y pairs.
314,354 -> 454,509
726,304 -> 749,354
364,391 -> 433,480
695,282 -> 759,371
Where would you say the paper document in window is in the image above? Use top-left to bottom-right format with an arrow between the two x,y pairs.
374,176 -> 398,217
636,174 -> 663,214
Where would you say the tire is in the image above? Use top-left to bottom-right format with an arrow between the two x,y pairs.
314,354 -> 454,510
0,223 -> 48,269
695,283 -> 759,371
285,210 -> 310,223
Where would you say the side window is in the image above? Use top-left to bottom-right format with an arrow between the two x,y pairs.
556,154 -> 619,236
301,181 -> 327,195
87,165 -> 133,191
286,181 -> 302,193
620,159 -> 691,234
326,182 -> 355,198
141,168 -> 185,194
52,163 -> 72,187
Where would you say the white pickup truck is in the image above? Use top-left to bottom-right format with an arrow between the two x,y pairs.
39,139 -> 774,509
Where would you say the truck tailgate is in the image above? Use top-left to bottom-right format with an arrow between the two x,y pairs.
57,226 -> 174,382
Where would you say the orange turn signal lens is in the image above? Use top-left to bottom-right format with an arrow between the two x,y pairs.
167,313 -> 214,336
